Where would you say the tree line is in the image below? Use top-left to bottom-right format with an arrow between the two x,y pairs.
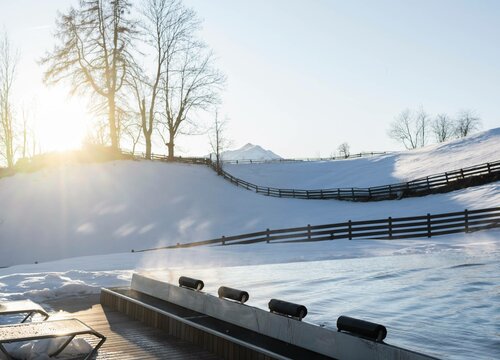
388,107 -> 481,150
41,0 -> 225,161
0,33 -> 40,168
0,0 -> 489,168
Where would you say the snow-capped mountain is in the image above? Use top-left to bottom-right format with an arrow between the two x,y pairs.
218,143 -> 282,161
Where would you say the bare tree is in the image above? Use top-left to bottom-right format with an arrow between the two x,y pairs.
209,111 -> 230,174
128,0 -> 195,159
337,142 -> 350,158
41,0 -> 136,150
454,110 -> 481,138
432,113 -> 454,143
0,32 -> 18,168
388,108 -> 430,149
388,109 -> 418,149
155,1 -> 225,160
415,107 -> 429,147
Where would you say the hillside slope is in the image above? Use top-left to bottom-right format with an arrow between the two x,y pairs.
225,128 -> 500,188
0,159 -> 499,267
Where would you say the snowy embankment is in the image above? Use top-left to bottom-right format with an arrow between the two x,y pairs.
0,160 -> 499,267
1,130 -> 499,360
1,229 -> 498,303
225,128 -> 500,188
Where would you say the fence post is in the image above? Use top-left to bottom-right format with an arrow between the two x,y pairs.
464,209 -> 469,232
487,163 -> 491,174
445,172 -> 449,183
388,185 -> 392,197
348,220 -> 352,240
222,236 -> 226,245
337,189 -> 341,199
426,177 -> 431,190
368,188 -> 372,199
279,189 -> 282,197
266,228 -> 270,243
256,186 -> 259,193
320,189 -> 324,199
307,224 -> 311,240
351,188 -> 355,200
306,190 -> 310,199
267,187 -> 270,196
460,168 -> 464,178
427,213 -> 431,238
388,217 -> 392,239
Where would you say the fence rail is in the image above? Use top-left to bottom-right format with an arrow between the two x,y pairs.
219,151 -> 389,165
122,151 -> 500,202
132,207 -> 500,252
218,160 -> 500,201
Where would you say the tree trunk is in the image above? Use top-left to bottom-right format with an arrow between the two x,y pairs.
145,134 -> 152,160
139,99 -> 152,160
108,94 -> 119,151
167,131 -> 175,161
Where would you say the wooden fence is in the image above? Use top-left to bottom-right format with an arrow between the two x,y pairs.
218,151 -> 389,165
133,207 -> 500,252
122,150 -> 500,201
218,160 -> 500,201
121,151 -> 389,165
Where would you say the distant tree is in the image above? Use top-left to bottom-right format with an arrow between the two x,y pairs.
388,109 -> 418,149
0,32 -> 18,168
208,111 -> 231,174
19,104 -> 36,159
337,142 -> 350,158
454,110 -> 481,138
41,0 -> 136,150
432,113 -> 454,143
415,107 -> 429,147
155,0 -> 225,160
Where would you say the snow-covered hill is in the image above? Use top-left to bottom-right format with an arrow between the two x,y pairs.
218,143 -> 282,161
225,128 -> 500,188
1,131 -> 499,360
0,160 -> 499,267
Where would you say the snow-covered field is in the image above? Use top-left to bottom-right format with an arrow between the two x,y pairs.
0,160 -> 498,267
225,128 -> 500,188
0,128 -> 499,359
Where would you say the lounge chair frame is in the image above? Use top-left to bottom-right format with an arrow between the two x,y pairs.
0,318 -> 106,360
0,300 -> 50,323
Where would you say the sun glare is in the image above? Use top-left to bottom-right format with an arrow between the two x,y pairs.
35,88 -> 90,152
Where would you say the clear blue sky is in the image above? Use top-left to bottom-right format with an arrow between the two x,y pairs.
1,0 -> 499,157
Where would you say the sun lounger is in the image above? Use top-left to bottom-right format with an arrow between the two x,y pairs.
0,318 -> 106,360
0,300 -> 49,323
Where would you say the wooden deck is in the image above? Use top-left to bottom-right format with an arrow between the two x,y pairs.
46,295 -> 221,360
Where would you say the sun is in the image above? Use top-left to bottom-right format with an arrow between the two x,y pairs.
35,87 -> 90,152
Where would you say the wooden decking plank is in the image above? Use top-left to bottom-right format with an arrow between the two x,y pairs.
44,296 -> 221,360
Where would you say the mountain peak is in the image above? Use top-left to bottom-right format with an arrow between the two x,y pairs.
220,143 -> 282,161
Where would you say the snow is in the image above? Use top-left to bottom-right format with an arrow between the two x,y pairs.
217,143 -> 282,161
0,128 -> 499,359
225,128 -> 500,188
1,230 -> 498,303
0,159 -> 498,267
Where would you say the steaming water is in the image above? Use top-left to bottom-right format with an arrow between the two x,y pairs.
163,251 -> 500,360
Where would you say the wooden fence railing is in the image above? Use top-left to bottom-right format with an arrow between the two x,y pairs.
121,151 -> 389,165
217,160 -> 500,201
132,207 -> 500,252
122,151 -> 500,201
219,151 -> 389,165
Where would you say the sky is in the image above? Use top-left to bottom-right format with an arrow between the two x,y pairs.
0,0 -> 499,158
